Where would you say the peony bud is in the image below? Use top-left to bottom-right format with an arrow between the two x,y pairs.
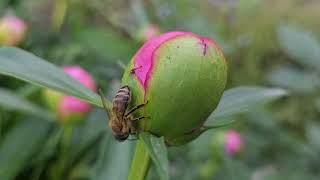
210,130 -> 243,158
136,24 -> 161,42
224,130 -> 243,156
0,15 -> 27,46
43,66 -> 96,124
122,32 -> 227,145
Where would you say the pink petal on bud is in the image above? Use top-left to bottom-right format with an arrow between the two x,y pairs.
224,130 -> 243,156
58,96 -> 91,118
58,66 -> 96,119
0,16 -> 27,45
132,32 -> 221,92
2,16 -> 27,34
63,66 -> 96,92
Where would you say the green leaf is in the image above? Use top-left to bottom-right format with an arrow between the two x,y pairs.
70,109 -> 107,164
277,25 -> 320,70
0,47 -> 103,107
128,140 -> 151,180
140,133 -> 169,180
76,28 -> 137,62
93,136 -> 135,180
315,98 -> 320,113
0,88 -> 53,120
267,66 -> 320,94
0,119 -> 52,180
306,122 -> 320,151
206,87 -> 288,126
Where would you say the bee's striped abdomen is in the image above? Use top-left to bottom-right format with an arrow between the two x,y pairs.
112,86 -> 131,119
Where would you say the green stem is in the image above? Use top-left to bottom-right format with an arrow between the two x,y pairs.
52,0 -> 68,32
53,125 -> 73,180
128,140 -> 151,180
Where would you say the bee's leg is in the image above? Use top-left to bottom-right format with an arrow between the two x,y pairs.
125,101 -> 148,117
127,128 -> 140,141
131,116 -> 148,122
127,138 -> 138,141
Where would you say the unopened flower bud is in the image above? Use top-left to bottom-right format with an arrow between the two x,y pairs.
211,130 -> 243,157
136,24 -> 161,42
43,66 -> 96,124
0,15 -> 27,46
224,130 -> 243,156
122,31 -> 227,145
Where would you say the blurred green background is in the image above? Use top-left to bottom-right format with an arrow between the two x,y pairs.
0,0 -> 320,179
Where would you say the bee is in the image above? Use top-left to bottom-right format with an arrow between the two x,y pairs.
99,86 -> 147,141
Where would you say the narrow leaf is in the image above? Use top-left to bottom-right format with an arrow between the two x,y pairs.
93,136 -> 135,180
277,25 -> 320,70
140,133 -> 169,180
128,140 -> 151,180
70,110 -> 107,163
0,47 -> 102,107
267,66 -> 320,94
0,88 -> 53,120
0,119 -> 52,180
206,86 -> 288,125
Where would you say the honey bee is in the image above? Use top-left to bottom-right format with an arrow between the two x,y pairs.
99,86 -> 147,141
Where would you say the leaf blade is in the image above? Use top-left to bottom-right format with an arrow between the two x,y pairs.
0,88 -> 53,120
0,119 -> 52,180
206,86 -> 288,125
277,24 -> 320,70
140,133 -> 169,180
0,47 -> 102,107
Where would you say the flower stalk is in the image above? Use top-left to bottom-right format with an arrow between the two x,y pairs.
128,140 -> 151,180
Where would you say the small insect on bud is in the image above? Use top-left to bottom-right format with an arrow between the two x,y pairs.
43,66 -> 96,124
121,31 -> 228,146
0,15 -> 27,46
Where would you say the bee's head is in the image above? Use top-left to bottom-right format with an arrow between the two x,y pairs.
114,133 -> 129,142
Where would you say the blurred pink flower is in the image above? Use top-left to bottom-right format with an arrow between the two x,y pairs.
143,24 -> 160,41
0,15 -> 27,46
57,66 -> 96,121
63,66 -> 96,92
224,130 -> 243,156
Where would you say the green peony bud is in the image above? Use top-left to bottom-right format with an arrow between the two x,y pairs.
122,32 -> 227,145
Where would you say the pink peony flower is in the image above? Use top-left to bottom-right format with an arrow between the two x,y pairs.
224,130 -> 243,156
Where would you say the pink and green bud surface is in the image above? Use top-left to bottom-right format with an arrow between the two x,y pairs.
0,15 -> 27,46
122,31 -> 227,145
43,66 -> 96,124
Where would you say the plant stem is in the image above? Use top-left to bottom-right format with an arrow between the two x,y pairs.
128,140 -> 151,180
53,125 -> 73,180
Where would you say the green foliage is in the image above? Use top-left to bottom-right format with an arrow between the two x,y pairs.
0,119 -> 52,180
206,87 -> 288,126
0,47 -> 102,107
0,88 -> 53,120
139,133 -> 169,180
0,0 -> 319,179
277,24 -> 320,70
